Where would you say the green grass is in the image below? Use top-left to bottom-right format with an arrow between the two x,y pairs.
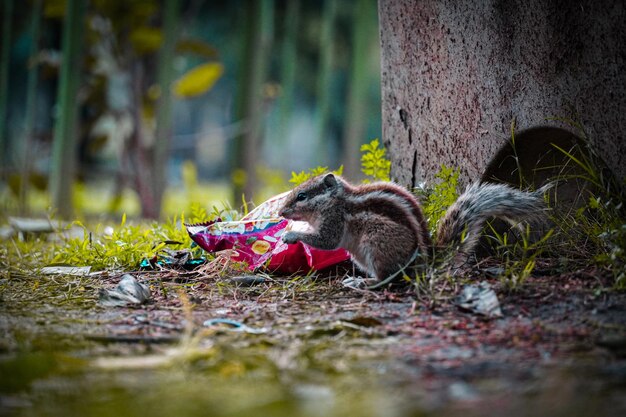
3,130 -> 625,290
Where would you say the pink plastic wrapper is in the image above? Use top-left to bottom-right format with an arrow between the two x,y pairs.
186,192 -> 351,274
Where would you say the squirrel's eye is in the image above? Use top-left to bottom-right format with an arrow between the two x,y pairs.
296,192 -> 307,201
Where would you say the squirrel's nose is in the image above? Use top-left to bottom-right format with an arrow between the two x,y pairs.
279,208 -> 291,218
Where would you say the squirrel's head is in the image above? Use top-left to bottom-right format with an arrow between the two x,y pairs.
278,173 -> 343,223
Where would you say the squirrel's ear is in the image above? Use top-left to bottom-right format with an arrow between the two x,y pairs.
323,173 -> 338,189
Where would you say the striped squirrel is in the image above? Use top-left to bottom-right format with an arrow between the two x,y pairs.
278,173 -> 550,288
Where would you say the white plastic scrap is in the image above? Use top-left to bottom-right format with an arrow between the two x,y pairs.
454,282 -> 503,318
203,318 -> 267,334
41,266 -> 92,276
99,274 -> 151,307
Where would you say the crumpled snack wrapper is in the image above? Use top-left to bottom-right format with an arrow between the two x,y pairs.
186,192 -> 351,274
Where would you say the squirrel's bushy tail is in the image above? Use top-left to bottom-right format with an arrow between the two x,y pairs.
435,182 -> 551,252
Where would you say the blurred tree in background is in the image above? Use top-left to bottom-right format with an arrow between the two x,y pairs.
49,0 -> 86,219
0,0 -> 381,219
0,0 -> 15,185
232,0 -> 274,204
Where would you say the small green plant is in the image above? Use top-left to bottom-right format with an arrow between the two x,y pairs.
51,213 -> 193,271
598,222 -> 626,289
486,222 -> 555,289
360,138 -> 391,182
545,120 -> 626,289
289,166 -> 344,187
422,165 -> 461,235
564,195 -> 626,289
287,138 -> 390,187
186,202 -> 211,224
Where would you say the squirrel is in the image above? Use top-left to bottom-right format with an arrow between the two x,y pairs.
278,173 -> 550,288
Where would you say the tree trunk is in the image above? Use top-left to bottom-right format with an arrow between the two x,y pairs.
49,0 -> 86,219
379,0 -> 626,189
278,0 -> 299,146
0,0 -> 14,177
315,0 -> 338,164
19,0 -> 42,215
130,62 -> 157,219
232,0 -> 274,205
342,0 -> 376,180
152,0 -> 180,219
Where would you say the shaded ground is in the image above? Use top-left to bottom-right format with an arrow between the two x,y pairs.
1,264 -> 625,417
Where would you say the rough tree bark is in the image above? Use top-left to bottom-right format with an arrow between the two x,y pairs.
378,0 -> 626,189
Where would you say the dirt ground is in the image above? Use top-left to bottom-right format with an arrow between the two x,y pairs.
1,263 -> 625,417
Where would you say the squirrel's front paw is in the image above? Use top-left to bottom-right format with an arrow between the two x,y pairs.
342,276 -> 379,289
282,231 -> 300,244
